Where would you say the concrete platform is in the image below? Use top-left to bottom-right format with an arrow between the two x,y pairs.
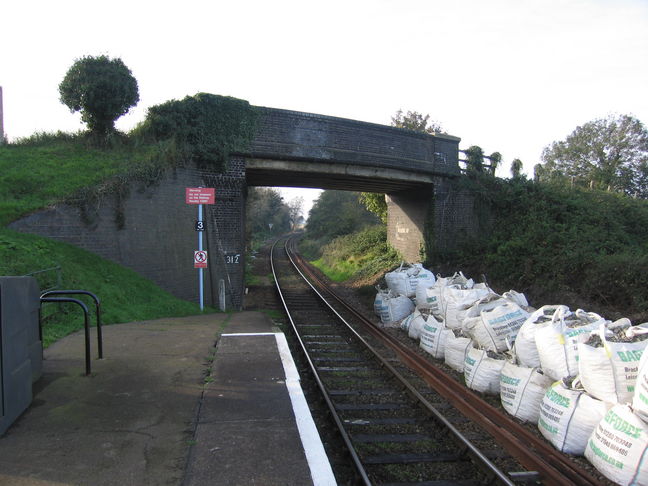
0,311 -> 335,486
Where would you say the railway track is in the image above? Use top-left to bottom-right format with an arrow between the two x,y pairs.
270,235 -> 608,486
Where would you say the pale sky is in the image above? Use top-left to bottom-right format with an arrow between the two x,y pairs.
2,0 -> 647,216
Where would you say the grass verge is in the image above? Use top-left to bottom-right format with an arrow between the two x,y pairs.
302,226 -> 401,283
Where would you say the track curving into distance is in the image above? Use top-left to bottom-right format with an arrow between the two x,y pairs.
270,235 -> 607,486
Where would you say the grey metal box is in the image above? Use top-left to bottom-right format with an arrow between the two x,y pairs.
0,276 -> 42,436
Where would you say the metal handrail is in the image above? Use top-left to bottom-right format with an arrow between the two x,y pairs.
40,297 -> 92,376
41,290 -> 103,359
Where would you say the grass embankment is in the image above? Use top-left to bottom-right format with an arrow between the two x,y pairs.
0,134 -> 159,226
0,133 -> 207,346
304,225 -> 400,282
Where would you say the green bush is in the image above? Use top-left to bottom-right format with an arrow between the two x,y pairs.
133,93 -> 258,172
581,252 -> 648,314
59,55 -> 139,136
305,190 -> 379,245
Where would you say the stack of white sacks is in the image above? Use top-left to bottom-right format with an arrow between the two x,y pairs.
375,263 -> 648,486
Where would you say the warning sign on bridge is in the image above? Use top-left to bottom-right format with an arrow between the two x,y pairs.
186,188 -> 215,205
194,250 -> 208,268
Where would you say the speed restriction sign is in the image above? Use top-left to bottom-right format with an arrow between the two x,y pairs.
194,250 -> 208,268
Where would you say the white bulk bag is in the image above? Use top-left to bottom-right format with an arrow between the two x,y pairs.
416,272 -> 469,310
464,301 -> 529,353
444,284 -> 490,330
374,287 -> 391,317
384,263 -> 410,297
379,293 -> 414,325
436,273 -> 475,316
513,305 -> 567,368
502,290 -> 530,309
538,378 -> 611,455
415,284 -> 444,311
500,361 -> 553,423
579,322 -> 648,404
406,308 -> 436,340
385,263 -> 434,298
419,317 -> 452,359
399,311 -> 415,333
436,272 -> 472,289
407,264 -> 436,295
462,293 -> 506,322
444,332 -> 473,372
461,293 -> 506,342
585,404 -> 648,486
535,308 -> 607,381
464,346 -> 506,395
633,341 -> 648,422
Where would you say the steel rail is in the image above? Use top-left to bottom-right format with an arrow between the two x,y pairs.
280,237 -> 516,486
270,237 -> 373,486
289,243 -> 606,486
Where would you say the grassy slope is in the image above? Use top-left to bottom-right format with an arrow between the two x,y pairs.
0,136 -> 207,346
0,138 -> 149,225
305,226 -> 401,282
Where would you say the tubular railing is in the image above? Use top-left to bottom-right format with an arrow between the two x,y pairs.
39,290 -> 103,376
39,297 -> 92,376
40,290 -> 102,359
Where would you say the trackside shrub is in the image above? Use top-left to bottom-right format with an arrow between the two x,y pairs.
307,225 -> 400,281
430,176 -> 648,320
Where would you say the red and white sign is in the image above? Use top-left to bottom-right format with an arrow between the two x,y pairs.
194,250 -> 208,268
186,187 -> 215,205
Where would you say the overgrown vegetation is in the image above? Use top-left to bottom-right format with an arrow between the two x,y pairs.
432,175 -> 648,321
537,114 -> 648,197
299,190 -> 398,282
133,93 -> 258,172
1,93 -> 258,227
309,225 -> 400,282
301,190 -> 380,260
245,187 -> 294,251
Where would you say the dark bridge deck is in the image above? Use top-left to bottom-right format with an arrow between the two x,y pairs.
242,107 -> 461,193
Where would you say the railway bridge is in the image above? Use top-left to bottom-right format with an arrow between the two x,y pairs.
245,107 -> 462,258
10,107 -> 472,310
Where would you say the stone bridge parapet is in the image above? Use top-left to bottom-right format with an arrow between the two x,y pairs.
244,107 -> 460,183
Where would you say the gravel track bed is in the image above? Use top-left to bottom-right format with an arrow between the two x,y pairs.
325,272 -> 617,486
